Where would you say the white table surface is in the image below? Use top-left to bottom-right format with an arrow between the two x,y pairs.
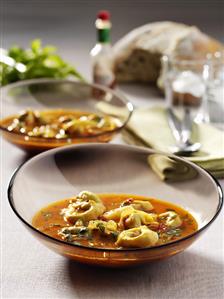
1,1 -> 224,298
1,83 -> 224,299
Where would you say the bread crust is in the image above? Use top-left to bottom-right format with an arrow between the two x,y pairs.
112,21 -> 223,85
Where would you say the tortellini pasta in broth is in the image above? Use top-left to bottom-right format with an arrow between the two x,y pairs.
88,220 -> 117,236
32,190 -> 198,250
119,209 -> 158,229
158,211 -> 182,228
62,191 -> 106,224
121,198 -> 154,212
103,205 -> 135,221
116,225 -> 159,248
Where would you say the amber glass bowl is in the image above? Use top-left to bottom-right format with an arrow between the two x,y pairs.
8,144 -> 223,267
0,79 -> 133,153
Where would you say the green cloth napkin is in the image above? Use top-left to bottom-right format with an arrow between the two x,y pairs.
123,106 -> 224,178
148,154 -> 198,182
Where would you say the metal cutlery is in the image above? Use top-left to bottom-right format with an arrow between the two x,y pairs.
167,107 -> 201,156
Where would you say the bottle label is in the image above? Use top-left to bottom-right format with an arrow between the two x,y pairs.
98,29 -> 110,43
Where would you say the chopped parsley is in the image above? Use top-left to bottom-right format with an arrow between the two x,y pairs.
166,228 -> 182,237
41,211 -> 52,220
97,222 -> 105,233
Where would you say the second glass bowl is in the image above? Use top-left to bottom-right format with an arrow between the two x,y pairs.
0,79 -> 133,153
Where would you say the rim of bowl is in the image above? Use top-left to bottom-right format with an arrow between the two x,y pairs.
0,78 -> 134,140
7,143 -> 224,252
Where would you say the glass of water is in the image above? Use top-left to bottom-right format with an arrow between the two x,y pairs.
206,51 -> 224,125
162,55 -> 213,153
162,55 -> 210,124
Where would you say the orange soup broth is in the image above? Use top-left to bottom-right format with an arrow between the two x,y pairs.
32,194 -> 198,249
0,109 -> 119,136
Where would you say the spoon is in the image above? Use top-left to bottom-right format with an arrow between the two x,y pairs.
167,107 -> 201,156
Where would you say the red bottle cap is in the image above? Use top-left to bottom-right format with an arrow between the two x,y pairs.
97,10 -> 110,21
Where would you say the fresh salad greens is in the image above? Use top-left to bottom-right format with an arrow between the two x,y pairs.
0,39 -> 85,86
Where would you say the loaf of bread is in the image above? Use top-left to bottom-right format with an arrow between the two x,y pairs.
113,21 -> 223,85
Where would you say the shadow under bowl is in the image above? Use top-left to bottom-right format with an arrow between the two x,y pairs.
8,143 -> 223,267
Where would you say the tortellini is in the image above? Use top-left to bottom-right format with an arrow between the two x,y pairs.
88,220 -> 118,236
103,204 -> 157,229
121,198 -> 154,212
103,206 -> 135,221
119,209 -> 157,229
116,226 -> 159,248
62,191 -> 105,224
120,211 -> 142,229
18,109 -> 39,126
57,191 -> 186,249
158,211 -> 182,228
63,118 -> 98,135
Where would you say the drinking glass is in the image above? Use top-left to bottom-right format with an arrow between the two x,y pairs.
206,51 -> 224,125
162,55 -> 210,125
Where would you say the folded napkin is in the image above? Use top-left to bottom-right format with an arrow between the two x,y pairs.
123,106 -> 224,178
148,154 -> 198,182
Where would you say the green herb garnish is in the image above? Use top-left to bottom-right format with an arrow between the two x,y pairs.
77,227 -> 88,235
41,211 -> 52,220
0,39 -> 85,86
77,227 -> 91,239
110,231 -> 119,240
97,222 -> 105,233
65,234 -> 74,243
166,228 -> 182,237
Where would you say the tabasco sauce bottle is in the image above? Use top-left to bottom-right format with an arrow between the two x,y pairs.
90,10 -> 116,88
